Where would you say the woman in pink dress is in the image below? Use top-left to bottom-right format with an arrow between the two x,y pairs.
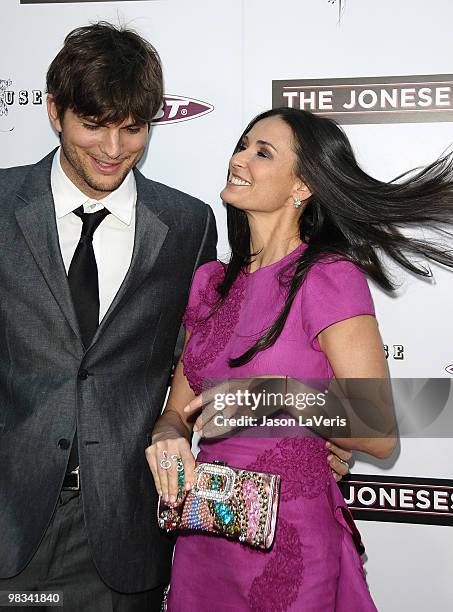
147,108 -> 453,611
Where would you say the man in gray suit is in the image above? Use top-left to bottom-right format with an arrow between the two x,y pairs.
0,22 -> 216,611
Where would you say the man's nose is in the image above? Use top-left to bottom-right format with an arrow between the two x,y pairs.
100,129 -> 122,159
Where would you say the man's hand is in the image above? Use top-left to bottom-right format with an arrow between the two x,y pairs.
183,378 -> 353,482
325,441 -> 352,482
184,378 -> 267,438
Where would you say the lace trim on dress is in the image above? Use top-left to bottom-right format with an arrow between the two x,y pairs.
244,437 -> 330,609
247,518 -> 304,612
182,265 -> 246,394
246,437 -> 330,501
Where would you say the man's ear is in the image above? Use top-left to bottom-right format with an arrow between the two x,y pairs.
47,95 -> 62,133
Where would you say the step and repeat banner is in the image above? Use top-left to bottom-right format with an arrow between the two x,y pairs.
1,1 -> 452,609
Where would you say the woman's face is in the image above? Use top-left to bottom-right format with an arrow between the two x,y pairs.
220,116 -> 305,213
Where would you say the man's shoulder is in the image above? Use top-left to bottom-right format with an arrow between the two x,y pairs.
0,163 -> 35,208
150,178 -> 205,204
0,151 -> 55,198
0,162 -> 34,184
135,171 -> 210,217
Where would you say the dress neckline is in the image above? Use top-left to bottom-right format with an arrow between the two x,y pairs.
246,241 -> 308,276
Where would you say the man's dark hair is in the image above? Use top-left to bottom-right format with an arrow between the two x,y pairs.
46,21 -> 163,124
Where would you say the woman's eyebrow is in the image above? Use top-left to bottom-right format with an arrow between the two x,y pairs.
256,139 -> 278,153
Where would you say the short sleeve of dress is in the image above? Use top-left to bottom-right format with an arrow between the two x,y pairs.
182,260 -> 224,334
300,259 -> 375,351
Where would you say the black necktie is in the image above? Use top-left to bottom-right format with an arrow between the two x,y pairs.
68,206 -> 110,347
67,205 -> 110,473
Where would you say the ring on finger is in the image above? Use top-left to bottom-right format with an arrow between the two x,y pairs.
171,456 -> 184,473
337,458 -> 349,467
169,455 -> 185,495
159,450 -> 172,470
177,458 -> 185,495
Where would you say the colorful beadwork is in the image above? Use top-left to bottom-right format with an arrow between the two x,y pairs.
157,461 -> 281,550
243,479 -> 260,542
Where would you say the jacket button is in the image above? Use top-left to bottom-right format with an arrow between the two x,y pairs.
78,369 -> 89,380
58,438 -> 70,450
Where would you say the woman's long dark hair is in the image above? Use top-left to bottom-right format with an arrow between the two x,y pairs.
216,107 -> 453,367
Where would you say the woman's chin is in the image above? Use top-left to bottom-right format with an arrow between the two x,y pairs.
221,191 -> 251,210
220,186 -> 232,201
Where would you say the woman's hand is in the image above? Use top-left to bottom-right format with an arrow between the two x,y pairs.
146,331 -> 199,502
146,434 -> 195,503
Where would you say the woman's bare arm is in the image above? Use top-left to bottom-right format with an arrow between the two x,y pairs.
317,314 -> 397,458
145,331 -> 197,502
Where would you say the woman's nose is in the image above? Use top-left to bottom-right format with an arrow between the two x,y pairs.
231,151 -> 246,168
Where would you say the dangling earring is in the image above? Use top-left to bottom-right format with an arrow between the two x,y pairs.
293,195 -> 302,209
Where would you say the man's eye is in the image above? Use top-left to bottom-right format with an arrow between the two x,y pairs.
126,127 -> 142,134
82,123 -> 100,131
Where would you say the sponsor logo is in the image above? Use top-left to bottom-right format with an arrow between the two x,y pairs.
272,74 -> 453,124
0,84 -> 212,132
152,95 -> 214,125
0,79 -> 12,118
383,344 -> 405,360
445,364 -> 453,375
0,78 -> 44,133
340,474 -> 453,526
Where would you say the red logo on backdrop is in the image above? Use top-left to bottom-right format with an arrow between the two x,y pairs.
152,95 -> 214,125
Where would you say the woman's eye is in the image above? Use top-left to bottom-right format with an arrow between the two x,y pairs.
257,150 -> 270,159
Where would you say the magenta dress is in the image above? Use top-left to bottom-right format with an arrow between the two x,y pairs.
167,243 -> 378,611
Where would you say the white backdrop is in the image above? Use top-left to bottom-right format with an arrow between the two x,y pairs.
1,1 -> 453,610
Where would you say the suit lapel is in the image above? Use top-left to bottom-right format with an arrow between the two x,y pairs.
15,151 -> 82,341
14,154 -> 168,348
93,169 -> 169,342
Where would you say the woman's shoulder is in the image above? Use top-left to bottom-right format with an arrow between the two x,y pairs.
183,260 -> 226,330
304,256 -> 368,290
195,259 -> 225,274
299,256 -> 375,346
310,255 -> 363,271
191,259 -> 225,288
186,260 -> 226,306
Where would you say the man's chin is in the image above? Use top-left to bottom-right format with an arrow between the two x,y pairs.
85,174 -> 127,195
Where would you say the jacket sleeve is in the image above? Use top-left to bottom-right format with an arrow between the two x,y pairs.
171,205 -> 217,367
193,205 -> 217,270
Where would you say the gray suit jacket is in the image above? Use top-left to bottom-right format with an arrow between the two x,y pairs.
0,150 -> 217,591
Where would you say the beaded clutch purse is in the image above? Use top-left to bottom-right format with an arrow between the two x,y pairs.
157,461 -> 281,550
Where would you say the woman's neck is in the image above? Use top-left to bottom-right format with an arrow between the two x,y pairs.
248,231 -> 301,272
